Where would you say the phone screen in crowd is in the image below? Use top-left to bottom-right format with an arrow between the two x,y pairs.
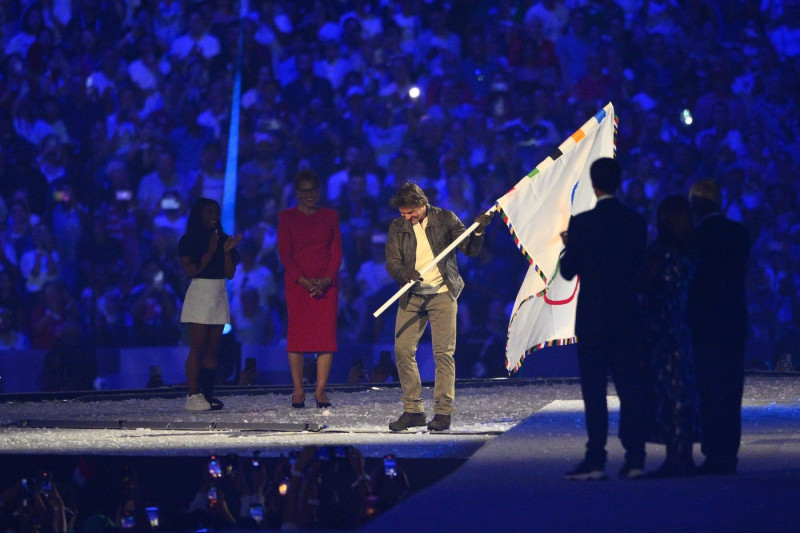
121,512 -> 135,529
40,472 -> 52,492
384,454 -> 397,477
53,190 -> 71,202
289,450 -> 300,467
145,507 -> 159,528
160,197 -> 180,210
208,456 -> 222,478
249,504 -> 264,524
116,189 -> 133,201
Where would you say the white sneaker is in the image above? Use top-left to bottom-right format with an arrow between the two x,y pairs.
186,393 -> 211,411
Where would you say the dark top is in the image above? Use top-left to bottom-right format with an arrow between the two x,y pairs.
178,228 -> 240,279
687,212 -> 750,347
560,197 -> 648,341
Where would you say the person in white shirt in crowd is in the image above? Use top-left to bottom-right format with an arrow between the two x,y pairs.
169,8 -> 220,63
152,190 -> 188,236
19,223 -> 59,297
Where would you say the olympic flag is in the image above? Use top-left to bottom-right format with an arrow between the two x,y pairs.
496,102 -> 617,372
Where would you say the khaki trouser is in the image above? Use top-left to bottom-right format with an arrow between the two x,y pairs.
394,292 -> 457,415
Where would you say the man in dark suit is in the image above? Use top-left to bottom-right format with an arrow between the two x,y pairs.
560,157 -> 649,480
688,179 -> 750,475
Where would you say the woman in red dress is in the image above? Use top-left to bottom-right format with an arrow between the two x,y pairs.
278,170 -> 342,408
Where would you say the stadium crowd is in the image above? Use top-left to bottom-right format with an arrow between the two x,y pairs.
0,446 -> 417,531
0,0 -> 798,387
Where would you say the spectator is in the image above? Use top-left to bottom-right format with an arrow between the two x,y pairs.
0,305 -> 28,350
137,147 -> 184,218
2,199 -> 36,265
168,8 -> 221,63
5,4 -> 42,58
281,46 -> 336,114
168,101 -> 216,181
19,222 -> 60,297
41,318 -> 96,392
326,143 -> 381,203
371,350 -> 399,383
29,279 -> 74,351
152,189 -> 188,236
49,183 -> 85,293
187,141 -> 225,205
127,259 -> 181,347
0,267 -> 25,332
227,237 -> 277,322
86,266 -> 129,348
231,285 -> 273,346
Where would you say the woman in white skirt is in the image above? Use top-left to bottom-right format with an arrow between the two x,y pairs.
179,198 -> 241,410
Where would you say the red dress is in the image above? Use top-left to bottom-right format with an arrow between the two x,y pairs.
278,206 -> 343,352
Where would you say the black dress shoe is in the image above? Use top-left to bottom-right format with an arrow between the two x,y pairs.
697,461 -> 736,476
207,397 -> 224,411
389,412 -> 427,431
619,462 -> 645,479
426,414 -> 451,431
314,391 -> 331,408
565,461 -> 607,481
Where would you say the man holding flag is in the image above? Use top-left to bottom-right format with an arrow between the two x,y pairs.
384,182 -> 493,432
559,157 -> 649,480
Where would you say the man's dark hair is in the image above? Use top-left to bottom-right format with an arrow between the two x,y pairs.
390,182 -> 428,208
590,157 -> 622,194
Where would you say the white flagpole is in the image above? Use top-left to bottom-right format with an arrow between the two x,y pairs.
372,206 -> 497,318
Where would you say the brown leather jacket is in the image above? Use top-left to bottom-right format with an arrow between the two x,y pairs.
385,204 -> 484,309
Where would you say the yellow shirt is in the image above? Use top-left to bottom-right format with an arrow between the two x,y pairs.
413,216 -> 448,294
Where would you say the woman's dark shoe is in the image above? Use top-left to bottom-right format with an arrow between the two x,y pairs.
291,393 -> 305,409
315,393 -> 331,408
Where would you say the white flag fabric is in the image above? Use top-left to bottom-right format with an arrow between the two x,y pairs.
496,102 -> 617,372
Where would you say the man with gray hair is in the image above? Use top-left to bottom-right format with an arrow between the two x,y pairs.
688,178 -> 750,475
385,182 -> 493,431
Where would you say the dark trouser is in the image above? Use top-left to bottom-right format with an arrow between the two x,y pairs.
577,338 -> 648,469
694,339 -> 745,470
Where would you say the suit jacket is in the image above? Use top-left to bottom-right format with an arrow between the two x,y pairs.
560,197 -> 647,342
688,213 -> 750,349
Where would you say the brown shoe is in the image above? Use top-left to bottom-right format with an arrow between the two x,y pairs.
389,412 -> 427,431
426,414 -> 451,431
